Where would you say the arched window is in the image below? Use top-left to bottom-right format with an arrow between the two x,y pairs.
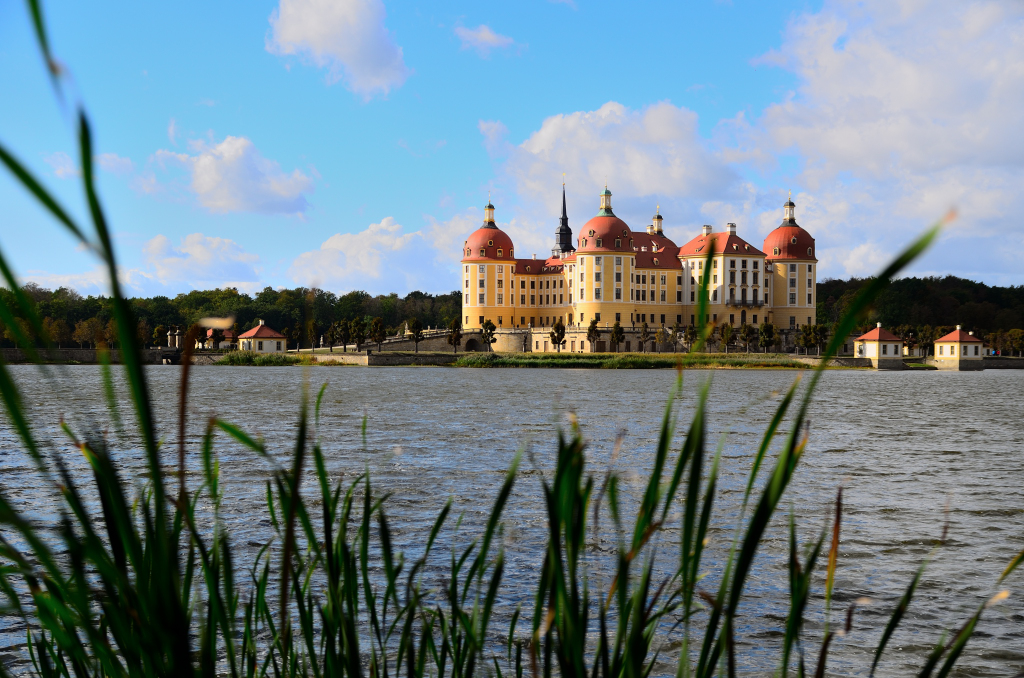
773,247 -> 780,255
497,249 -> 503,257
807,247 -> 813,256
479,248 -> 486,256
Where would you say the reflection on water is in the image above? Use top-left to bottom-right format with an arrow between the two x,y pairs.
1,365 -> 1023,675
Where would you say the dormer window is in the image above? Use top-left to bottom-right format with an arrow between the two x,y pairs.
488,240 -> 494,247
744,244 -> 749,251
582,238 -> 587,247
479,248 -> 486,256
773,247 -> 780,255
596,238 -> 603,247
466,248 -> 471,256
510,249 -> 513,257
615,238 -> 621,248
654,258 -> 660,266
589,230 -> 595,237
807,247 -> 813,256
497,249 -> 503,257
791,236 -> 798,244
732,244 -> 738,251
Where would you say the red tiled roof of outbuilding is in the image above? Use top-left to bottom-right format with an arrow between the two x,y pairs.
238,323 -> 286,339
854,326 -> 902,342
936,328 -> 982,343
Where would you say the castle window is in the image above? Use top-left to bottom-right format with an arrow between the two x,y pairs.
497,279 -> 503,288
560,279 -> 564,288
467,249 -> 472,256
741,260 -> 747,269
713,260 -> 718,269
730,260 -> 736,269
753,261 -> 759,270
488,240 -> 494,247
677,275 -> 682,285
521,280 -> 526,289
464,280 -> 469,288
773,247 -> 780,256
807,278 -> 812,288
791,236 -> 798,244
497,249 -> 503,257
807,247 -> 813,256
594,272 -> 601,282
498,266 -> 503,273
789,264 -> 797,272
530,280 -> 535,289
521,295 -> 525,305
660,275 -> 666,285
615,256 -> 622,265
596,238 -> 603,247
479,265 -> 486,273
510,249 -> 513,257
478,294 -> 485,304
530,295 -> 536,305
615,272 -> 621,282
690,291 -> 695,302
807,294 -> 812,305
615,239 -> 621,248
615,288 -> 621,300
479,279 -> 485,288
660,290 -> 666,302
589,230 -> 595,237
654,258 -> 659,265
480,248 -> 486,256
497,294 -> 503,304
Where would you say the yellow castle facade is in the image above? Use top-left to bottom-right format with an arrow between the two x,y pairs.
460,187 -> 817,337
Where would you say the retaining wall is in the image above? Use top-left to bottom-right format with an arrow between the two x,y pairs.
1,347 -> 175,364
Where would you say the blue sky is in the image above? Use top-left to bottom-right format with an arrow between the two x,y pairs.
2,0 -> 1022,297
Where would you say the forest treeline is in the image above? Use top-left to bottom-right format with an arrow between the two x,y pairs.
1,274 -> 1022,351
0,284 -> 460,349
819,274 -> 1024,354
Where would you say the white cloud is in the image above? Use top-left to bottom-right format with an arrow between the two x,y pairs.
741,0 -> 1024,279
508,102 -> 737,206
156,136 -> 313,215
454,25 -> 515,56
289,217 -> 428,291
97,153 -> 134,176
267,0 -> 410,98
478,119 -> 511,157
167,118 -> 178,145
21,265 -> 149,296
143,233 -> 262,290
44,152 -> 78,178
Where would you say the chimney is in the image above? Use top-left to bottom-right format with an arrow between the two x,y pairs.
646,224 -> 654,234
702,224 -> 713,236
969,331 -> 974,336
877,322 -> 881,328
726,223 -> 737,235
956,324 -> 961,330
259,319 -> 265,326
532,253 -> 536,259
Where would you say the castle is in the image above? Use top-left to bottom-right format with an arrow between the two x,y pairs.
460,186 -> 817,351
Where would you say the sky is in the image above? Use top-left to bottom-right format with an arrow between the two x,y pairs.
1,0 -> 1023,298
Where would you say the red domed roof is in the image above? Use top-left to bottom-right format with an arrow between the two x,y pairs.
763,225 -> 816,261
576,216 -> 634,253
462,227 -> 515,262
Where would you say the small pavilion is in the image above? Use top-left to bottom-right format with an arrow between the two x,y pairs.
853,323 -> 904,369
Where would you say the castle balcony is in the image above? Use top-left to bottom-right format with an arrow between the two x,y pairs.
725,299 -> 765,308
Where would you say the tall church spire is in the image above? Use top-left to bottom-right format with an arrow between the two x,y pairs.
551,183 -> 575,258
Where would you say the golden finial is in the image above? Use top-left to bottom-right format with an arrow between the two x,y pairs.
562,172 -> 565,187
788,189 -> 792,200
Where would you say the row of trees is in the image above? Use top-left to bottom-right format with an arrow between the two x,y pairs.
0,283 -> 461,350
818,275 -> 1024,334
541,320 -> 793,354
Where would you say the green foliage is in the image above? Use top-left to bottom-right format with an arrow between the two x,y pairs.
548,318 -> 566,352
447,317 -> 462,354
217,350 -> 301,366
586,318 -> 601,349
818,275 -> 1024,334
609,321 -> 625,352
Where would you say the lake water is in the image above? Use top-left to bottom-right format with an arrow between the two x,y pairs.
1,365 -> 1023,675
